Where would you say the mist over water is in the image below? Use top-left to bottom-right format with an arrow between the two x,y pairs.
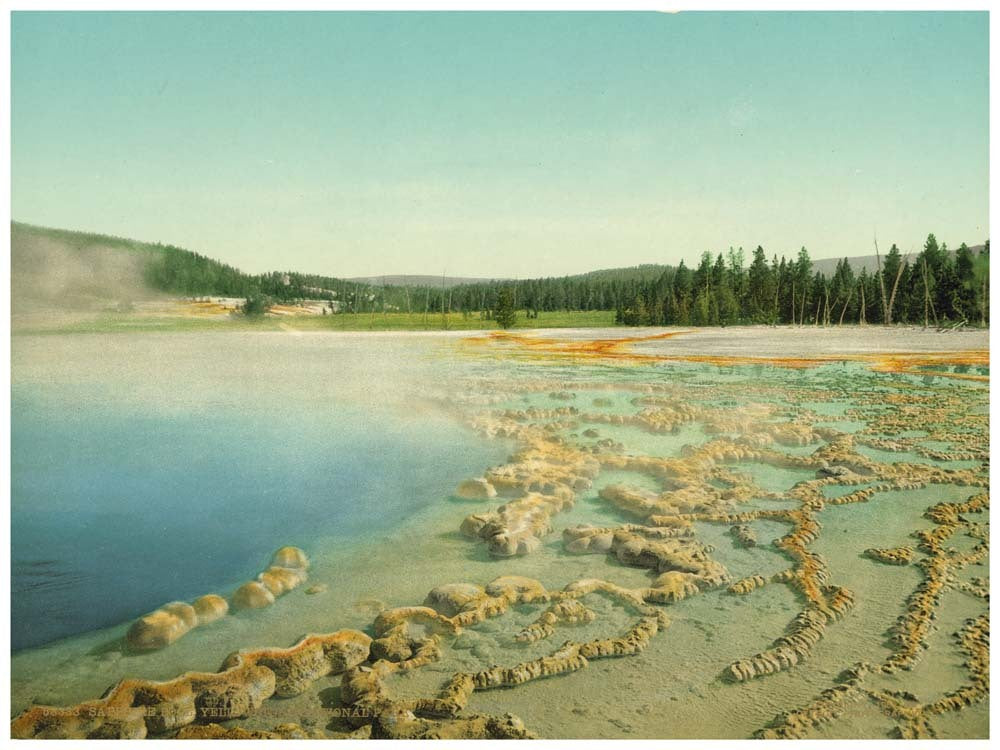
11,332 -> 506,649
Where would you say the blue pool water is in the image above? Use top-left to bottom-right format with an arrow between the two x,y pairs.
11,334 -> 504,650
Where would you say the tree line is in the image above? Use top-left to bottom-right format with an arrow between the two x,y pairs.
611,235 -> 989,328
13,223 -> 988,326
422,234 -> 989,327
141,239 -> 672,320
133,231 -> 997,326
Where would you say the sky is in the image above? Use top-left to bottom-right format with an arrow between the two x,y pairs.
11,11 -> 990,278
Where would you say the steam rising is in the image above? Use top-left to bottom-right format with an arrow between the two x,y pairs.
11,224 -> 161,325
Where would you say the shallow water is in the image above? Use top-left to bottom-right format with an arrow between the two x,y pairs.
9,330 -> 989,739
11,389 -> 504,650
10,333 -> 514,647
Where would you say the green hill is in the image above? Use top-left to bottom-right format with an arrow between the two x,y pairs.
10,221 -> 671,316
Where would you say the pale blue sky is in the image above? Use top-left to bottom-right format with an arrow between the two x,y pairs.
11,11 -> 989,277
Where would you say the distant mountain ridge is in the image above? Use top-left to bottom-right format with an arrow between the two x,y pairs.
350,250 -> 987,289
349,264 -> 674,288
810,246 -> 986,276
348,274 -> 503,288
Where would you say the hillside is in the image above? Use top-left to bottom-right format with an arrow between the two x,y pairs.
351,253 -> 995,290
811,245 -> 986,276
348,274 -> 502,288
350,264 -> 672,288
11,222 -> 164,315
11,222 -> 256,309
10,222 -> 676,315
11,222 -> 988,330
11,222 -> 374,312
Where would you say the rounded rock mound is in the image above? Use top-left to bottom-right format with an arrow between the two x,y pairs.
193,594 -> 229,624
232,582 -> 276,611
270,546 -> 309,570
126,602 -> 197,651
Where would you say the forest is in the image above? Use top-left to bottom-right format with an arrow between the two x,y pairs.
12,223 -> 990,327
609,237 -> 989,327
437,237 -> 989,327
147,232 -> 991,327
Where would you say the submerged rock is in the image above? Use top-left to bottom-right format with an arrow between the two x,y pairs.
452,631 -> 482,650
232,582 -> 276,611
192,595 -> 229,624
270,546 -> 309,570
258,565 -> 307,596
125,603 -> 197,652
120,545 -> 310,653
354,597 -> 386,616
455,478 -> 498,500
424,583 -> 487,617
470,642 -> 496,661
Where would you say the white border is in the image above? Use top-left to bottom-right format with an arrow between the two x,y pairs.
1,2 -> 997,11
2,3 -> 994,749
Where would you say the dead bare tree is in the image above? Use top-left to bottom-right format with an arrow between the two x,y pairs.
921,259 -> 939,328
873,233 -> 889,324
885,251 -> 909,326
838,284 -> 854,326
982,275 -> 988,327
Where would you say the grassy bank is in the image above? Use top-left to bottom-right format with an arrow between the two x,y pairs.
14,309 -> 617,335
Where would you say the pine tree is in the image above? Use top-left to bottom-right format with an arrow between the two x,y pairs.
495,286 -> 517,329
955,243 -> 977,321
747,246 -> 772,321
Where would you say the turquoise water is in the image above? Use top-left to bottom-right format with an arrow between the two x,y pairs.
10,333 -> 507,650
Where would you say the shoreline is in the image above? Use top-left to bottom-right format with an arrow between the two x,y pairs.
11,310 -> 992,340
12,322 -> 990,351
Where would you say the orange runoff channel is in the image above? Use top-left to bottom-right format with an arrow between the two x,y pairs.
461,330 -> 989,382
